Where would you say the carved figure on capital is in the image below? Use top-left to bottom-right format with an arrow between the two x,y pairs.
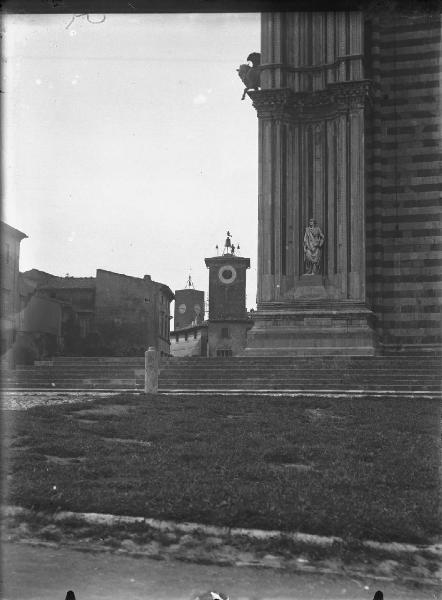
303,218 -> 325,275
237,52 -> 261,100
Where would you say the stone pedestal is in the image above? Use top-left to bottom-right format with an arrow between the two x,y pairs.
292,275 -> 327,300
244,301 -> 376,356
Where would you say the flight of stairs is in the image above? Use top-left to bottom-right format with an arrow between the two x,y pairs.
2,357 -> 146,391
159,356 -> 441,394
1,355 -> 441,395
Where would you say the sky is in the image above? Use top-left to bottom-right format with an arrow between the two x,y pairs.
3,13 -> 260,317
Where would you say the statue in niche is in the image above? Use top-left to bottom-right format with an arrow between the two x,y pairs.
303,218 -> 325,275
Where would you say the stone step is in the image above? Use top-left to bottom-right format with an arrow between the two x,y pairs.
160,365 -> 441,372
52,357 -> 145,361
52,354 -> 441,365
12,368 -> 143,375
162,364 -> 441,370
159,379 -> 440,389
3,374 -> 441,387
14,367 -> 440,375
3,379 -> 141,387
157,376 -> 440,384
6,367 -> 438,378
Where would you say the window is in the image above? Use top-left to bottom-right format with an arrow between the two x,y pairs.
217,349 -> 232,357
79,317 -> 90,338
4,244 -> 10,264
1,289 -> 11,312
221,327 -> 230,339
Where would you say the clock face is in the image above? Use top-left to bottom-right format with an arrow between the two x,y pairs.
218,265 -> 237,284
194,304 -> 201,315
178,303 -> 187,314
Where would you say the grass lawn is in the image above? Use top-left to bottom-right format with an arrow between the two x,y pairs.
3,393 -> 440,544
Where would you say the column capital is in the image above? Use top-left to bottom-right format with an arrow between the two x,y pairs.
248,80 -> 374,121
248,88 -> 297,120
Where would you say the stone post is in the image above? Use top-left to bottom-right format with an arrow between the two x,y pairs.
145,346 -> 159,394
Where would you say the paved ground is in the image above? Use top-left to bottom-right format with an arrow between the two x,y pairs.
3,542 -> 440,600
2,390 -> 121,410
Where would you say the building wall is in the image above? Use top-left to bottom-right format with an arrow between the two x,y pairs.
38,287 -> 95,337
208,321 -> 253,357
22,295 -> 62,336
1,223 -> 27,356
95,270 -> 173,356
13,295 -> 63,364
366,12 -> 442,350
170,325 -> 208,357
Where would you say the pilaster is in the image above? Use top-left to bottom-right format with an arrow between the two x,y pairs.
245,10 -> 377,355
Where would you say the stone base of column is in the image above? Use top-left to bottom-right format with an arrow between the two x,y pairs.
244,301 -> 377,356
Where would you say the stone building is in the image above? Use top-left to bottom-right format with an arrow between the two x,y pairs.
171,323 -> 208,357
244,9 -> 441,355
1,221 -> 28,359
20,268 -> 174,358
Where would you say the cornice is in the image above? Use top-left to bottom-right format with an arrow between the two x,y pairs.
248,80 -> 374,121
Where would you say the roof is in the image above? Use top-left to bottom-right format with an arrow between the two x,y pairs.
1,221 -> 28,240
22,269 -> 95,289
156,282 -> 174,301
171,321 -> 208,335
22,269 -> 58,282
96,269 -> 174,300
38,277 -> 96,290
22,267 -> 172,295
204,255 -> 251,268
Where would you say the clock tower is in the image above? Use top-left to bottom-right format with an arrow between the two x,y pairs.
204,232 -> 251,357
173,275 -> 204,330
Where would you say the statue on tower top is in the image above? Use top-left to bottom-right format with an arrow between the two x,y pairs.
223,231 -> 234,255
221,231 -> 242,256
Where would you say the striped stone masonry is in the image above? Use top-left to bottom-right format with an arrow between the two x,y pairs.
365,13 -> 441,351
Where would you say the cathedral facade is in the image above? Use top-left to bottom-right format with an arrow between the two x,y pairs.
245,9 -> 441,355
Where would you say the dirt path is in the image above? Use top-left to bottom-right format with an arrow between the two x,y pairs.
3,542 -> 439,600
